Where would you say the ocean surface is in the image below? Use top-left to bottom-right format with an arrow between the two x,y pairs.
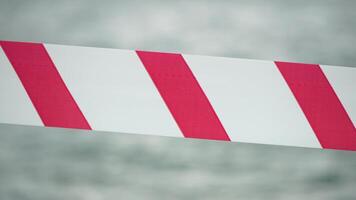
0,0 -> 355,199
1,124 -> 356,200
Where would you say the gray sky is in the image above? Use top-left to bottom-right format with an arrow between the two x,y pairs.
1,0 -> 356,66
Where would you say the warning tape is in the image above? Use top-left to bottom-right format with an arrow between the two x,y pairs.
0,41 -> 355,151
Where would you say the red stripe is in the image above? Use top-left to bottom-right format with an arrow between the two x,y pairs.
275,61 -> 356,151
136,51 -> 230,141
0,41 -> 91,130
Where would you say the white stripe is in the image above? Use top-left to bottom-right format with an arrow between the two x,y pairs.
45,44 -> 182,137
0,47 -> 42,126
184,55 -> 322,148
321,65 -> 356,126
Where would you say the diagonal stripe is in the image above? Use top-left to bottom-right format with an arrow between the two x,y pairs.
0,41 -> 91,130
185,55 -> 321,148
45,44 -> 181,137
0,46 -> 42,126
275,61 -> 356,151
136,51 -> 230,141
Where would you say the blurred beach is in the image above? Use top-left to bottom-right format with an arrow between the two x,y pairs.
0,0 -> 355,199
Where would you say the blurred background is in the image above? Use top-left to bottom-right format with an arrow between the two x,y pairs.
0,0 -> 355,199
